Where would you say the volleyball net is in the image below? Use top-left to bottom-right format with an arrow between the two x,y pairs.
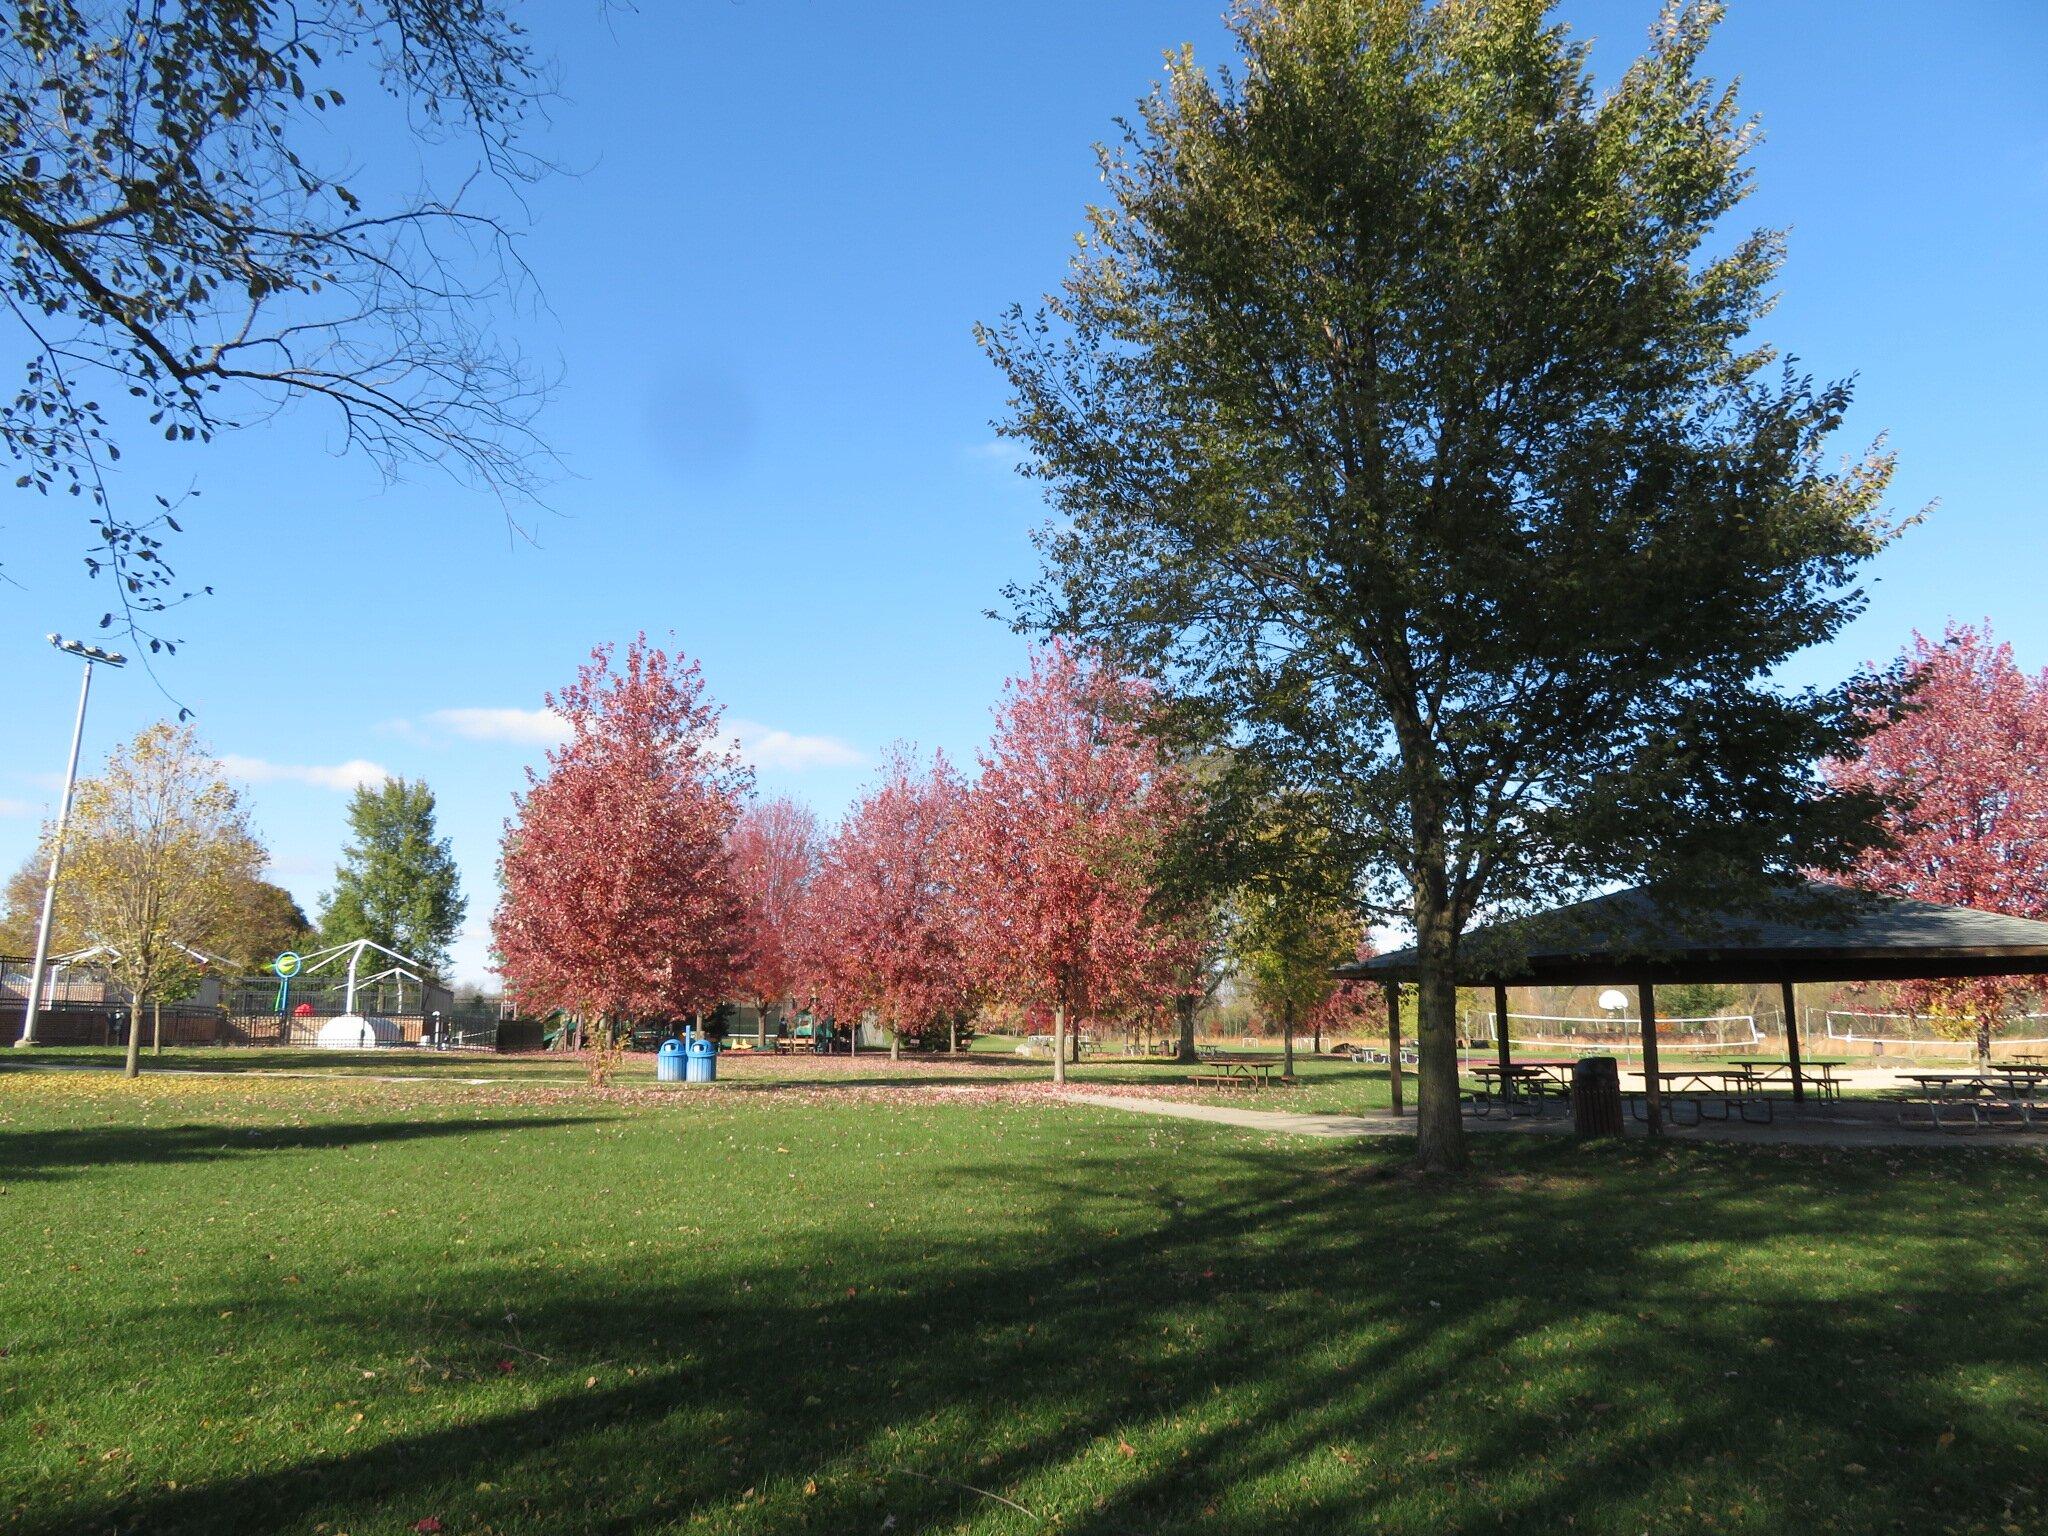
1461,1011 -> 1764,1056
1819,1009 -> 2048,1050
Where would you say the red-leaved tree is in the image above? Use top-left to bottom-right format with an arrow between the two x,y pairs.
1823,623 -> 2048,1059
807,747 -> 972,1058
493,636 -> 753,1078
954,644 -> 1193,1085
1306,941 -> 1387,1055
731,796 -> 822,1044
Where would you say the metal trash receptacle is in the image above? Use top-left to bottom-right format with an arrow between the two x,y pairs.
656,1038 -> 686,1082
685,1036 -> 718,1084
1572,1056 -> 1624,1139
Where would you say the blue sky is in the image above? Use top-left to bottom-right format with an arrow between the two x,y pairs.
3,0 -> 2044,985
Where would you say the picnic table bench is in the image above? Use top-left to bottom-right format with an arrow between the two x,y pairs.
1728,1057 -> 1847,1105
1336,1043 -> 1416,1066
1892,1070 -> 2048,1133
1191,1054 -> 1293,1090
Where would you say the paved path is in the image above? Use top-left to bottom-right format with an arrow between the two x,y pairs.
1063,1091 -> 2047,1149
1064,1092 -> 1415,1139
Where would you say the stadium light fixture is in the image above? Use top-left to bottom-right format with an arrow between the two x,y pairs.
14,634 -> 128,1048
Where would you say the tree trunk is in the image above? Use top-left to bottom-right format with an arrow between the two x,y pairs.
123,989 -> 144,1079
1412,892 -> 1469,1173
1069,1023 -> 1081,1064
1282,999 -> 1295,1078
1979,1012 -> 1992,1065
1384,982 -> 1404,1114
890,1028 -> 901,1061
152,1001 -> 162,1056
1175,995 -> 1198,1063
1313,1014 -> 1322,1055
949,1017 -> 958,1055
1052,1005 -> 1067,1087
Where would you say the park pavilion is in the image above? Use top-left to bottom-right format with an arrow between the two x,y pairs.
1340,879 -> 2048,1133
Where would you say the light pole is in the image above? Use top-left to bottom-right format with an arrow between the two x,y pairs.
14,634 -> 126,1048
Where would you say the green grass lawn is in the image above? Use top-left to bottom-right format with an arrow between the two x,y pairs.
1,1071 -> 2045,1534
6,1041 -> 1968,1117
9,1044 -> 1414,1111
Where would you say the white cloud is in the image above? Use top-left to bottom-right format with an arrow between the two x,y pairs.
0,797 -> 38,817
727,718 -> 864,772
424,706 -> 569,745
963,438 -> 1027,465
407,704 -> 857,773
219,755 -> 392,792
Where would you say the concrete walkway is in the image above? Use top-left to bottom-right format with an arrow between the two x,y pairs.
1063,1091 -> 2048,1149
1064,1092 -> 1415,1139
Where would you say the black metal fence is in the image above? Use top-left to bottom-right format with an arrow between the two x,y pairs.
0,1000 -> 223,1047
0,999 -> 543,1053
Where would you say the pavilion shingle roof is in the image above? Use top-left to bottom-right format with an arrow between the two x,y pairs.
1340,880 -> 2048,987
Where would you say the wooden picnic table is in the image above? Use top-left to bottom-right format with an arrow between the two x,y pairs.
1472,1059 -> 1576,1084
1895,1071 -> 2048,1133
1635,1066 -> 1775,1125
1467,1061 -> 1574,1117
1727,1058 -> 1847,1102
1192,1054 -> 1292,1090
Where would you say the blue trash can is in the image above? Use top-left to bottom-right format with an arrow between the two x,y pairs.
685,1036 -> 718,1084
656,1038 -> 686,1082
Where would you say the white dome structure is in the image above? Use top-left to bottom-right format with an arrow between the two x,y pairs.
316,1014 -> 402,1050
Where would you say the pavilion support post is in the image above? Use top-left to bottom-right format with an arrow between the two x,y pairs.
1638,981 -> 1663,1138
1384,982 -> 1404,1116
1780,979 -> 1805,1108
1494,984 -> 1512,1075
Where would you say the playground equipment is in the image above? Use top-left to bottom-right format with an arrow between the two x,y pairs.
296,938 -> 426,1015
294,938 -> 429,1050
316,1014 -> 403,1049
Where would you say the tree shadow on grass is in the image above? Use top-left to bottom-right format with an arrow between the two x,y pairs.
0,1115 -> 602,1183
14,1134 -> 2048,1534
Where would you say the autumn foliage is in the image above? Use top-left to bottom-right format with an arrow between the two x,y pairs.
491,638 -> 1211,1078
804,747 -> 972,1054
952,644 -> 1197,1082
1823,623 -> 2048,1054
493,638 -> 753,1066
730,796 -> 822,1028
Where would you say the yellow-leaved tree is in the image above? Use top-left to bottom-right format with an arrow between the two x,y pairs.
59,723 -> 266,1077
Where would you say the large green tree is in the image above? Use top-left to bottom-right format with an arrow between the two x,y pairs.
982,0 -> 1897,1170
219,876 -> 314,972
318,778 -> 465,975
